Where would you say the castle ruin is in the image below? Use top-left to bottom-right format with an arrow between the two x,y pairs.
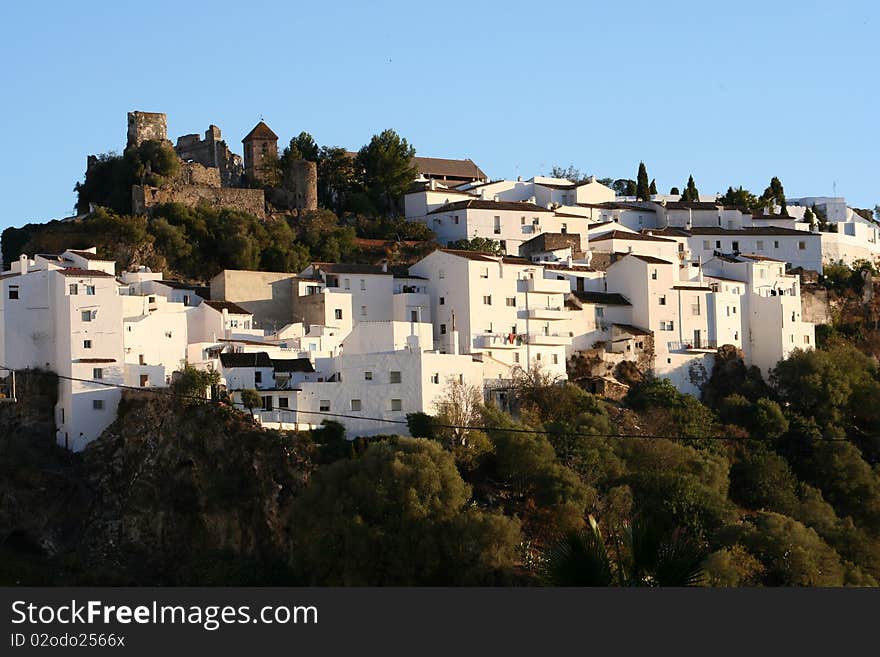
122,110 -> 318,219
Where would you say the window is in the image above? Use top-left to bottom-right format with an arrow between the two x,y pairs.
83,340 -> 92,349
360,305 -> 367,317
92,400 -> 104,410
183,294 -> 190,306
732,240 -> 740,251
733,306 -> 737,314
659,295 -> 666,306
229,319 -> 239,328
439,269 -> 445,279
410,310 -> 418,322
702,240 -> 710,250
726,306 -> 730,317
483,295 -> 492,305
774,241 -> 780,249
389,371 -> 401,384
140,374 -> 149,387
798,241 -> 806,250
651,269 -> 658,280
360,279 -> 366,291
279,397 -> 289,408
756,240 -> 764,250
790,335 -> 795,343
439,296 -> 445,305
334,308 -> 343,320
92,368 -> 103,379
350,399 -> 362,411
440,324 -> 447,334
69,284 -> 78,295
453,215 -> 459,225
520,216 -> 526,225
561,223 -> 568,234
715,240 -> 721,249
148,295 -> 155,303
596,306 -> 605,318
319,400 -> 330,412
8,286 -> 19,300
804,335 -> 810,345
138,354 -> 145,365
493,216 -> 501,234
431,373 -> 440,384
660,320 -> 674,331
343,278 -> 350,290
513,352 -> 520,363
692,298 -> 701,316
255,371 -> 262,385
86,285 -> 96,296
480,267 -> 489,279
552,354 -> 559,364
364,371 -> 373,381
391,399 -> 402,411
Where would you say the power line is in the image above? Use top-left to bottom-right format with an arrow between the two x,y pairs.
0,364 -> 854,443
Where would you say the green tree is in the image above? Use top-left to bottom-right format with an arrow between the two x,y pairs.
290,438 -> 522,584
669,186 -> 680,195
239,389 -> 261,419
760,176 -> 788,216
446,236 -> 505,255
648,178 -> 657,196
172,365 -> 220,401
355,129 -> 417,216
636,162 -> 650,201
282,132 -> 319,162
718,186 -> 760,211
680,175 -> 700,203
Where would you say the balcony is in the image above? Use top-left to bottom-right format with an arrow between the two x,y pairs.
474,333 -> 524,349
524,332 -> 572,346
525,306 -> 568,320
519,277 -> 570,294
667,340 -> 718,353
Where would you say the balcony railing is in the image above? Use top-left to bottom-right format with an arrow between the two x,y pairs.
667,339 -> 718,352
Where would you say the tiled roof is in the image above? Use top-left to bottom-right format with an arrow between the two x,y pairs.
690,227 -> 815,237
219,352 -> 272,368
204,300 -> 252,314
438,249 -> 530,265
428,199 -> 552,214
312,263 -> 391,275
65,249 -> 110,261
56,268 -> 115,277
613,323 -> 652,336
572,291 -> 631,306
519,232 -> 582,253
272,358 -> 315,373
624,254 -> 674,265
413,156 -> 487,181
76,358 -> 117,363
590,230 -> 675,243
242,121 -> 278,142
662,202 -> 720,211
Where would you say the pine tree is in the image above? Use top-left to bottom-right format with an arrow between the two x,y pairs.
649,179 -> 657,196
670,187 -> 680,195
681,175 -> 699,203
636,162 -> 650,201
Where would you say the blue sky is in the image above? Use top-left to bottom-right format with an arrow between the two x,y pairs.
0,0 -> 876,230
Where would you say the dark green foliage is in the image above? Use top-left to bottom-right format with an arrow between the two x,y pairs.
74,140 -> 180,214
446,236 -> 505,255
541,516 -> 708,586
636,162 -> 650,201
669,186 -> 680,195
718,186 -> 760,211
171,365 -> 220,401
760,176 -> 788,215
355,129 -> 417,216
648,178 -> 657,195
729,444 -> 800,515
290,438 -> 521,584
680,175 -> 699,202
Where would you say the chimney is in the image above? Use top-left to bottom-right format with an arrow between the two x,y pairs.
18,254 -> 27,273
517,175 -> 523,182
589,175 -> 596,183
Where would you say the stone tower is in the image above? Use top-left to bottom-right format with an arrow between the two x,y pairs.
242,120 -> 279,183
127,111 -> 169,150
285,160 -> 318,214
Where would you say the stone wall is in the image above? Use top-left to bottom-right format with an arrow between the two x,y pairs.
132,184 -> 266,219
176,162 -> 222,187
267,159 -> 318,215
801,285 -> 831,325
127,111 -> 169,149
175,125 -> 244,187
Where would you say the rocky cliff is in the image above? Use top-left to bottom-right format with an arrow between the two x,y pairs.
0,377 -> 312,585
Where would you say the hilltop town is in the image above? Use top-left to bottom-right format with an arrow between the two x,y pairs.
2,109 -> 880,589
0,109 -> 878,449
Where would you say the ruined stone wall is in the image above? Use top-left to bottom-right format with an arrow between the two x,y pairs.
267,159 -> 318,215
127,111 -> 169,149
175,125 -> 244,187
176,162 -> 222,188
801,286 -> 831,325
132,184 -> 265,219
